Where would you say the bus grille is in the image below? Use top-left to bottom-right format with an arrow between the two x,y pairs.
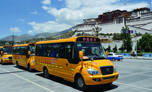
8,57 -> 12,59
100,66 -> 114,75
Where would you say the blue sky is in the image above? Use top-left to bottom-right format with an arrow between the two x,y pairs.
0,0 -> 152,38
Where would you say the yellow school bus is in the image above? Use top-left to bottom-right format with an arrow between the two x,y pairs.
34,36 -> 119,90
0,45 -> 13,64
12,42 -> 35,71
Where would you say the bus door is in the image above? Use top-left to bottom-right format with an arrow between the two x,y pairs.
50,43 -> 64,77
27,45 -> 35,66
21,46 -> 28,67
62,43 -> 78,80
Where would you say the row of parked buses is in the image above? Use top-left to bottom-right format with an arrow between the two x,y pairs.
0,36 -> 119,91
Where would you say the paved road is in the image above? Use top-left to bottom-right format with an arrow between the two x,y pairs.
0,59 -> 152,92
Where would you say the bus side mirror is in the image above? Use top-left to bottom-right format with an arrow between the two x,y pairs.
1,51 -> 3,55
28,51 -> 31,56
79,51 -> 83,68
79,51 -> 83,60
106,51 -> 108,57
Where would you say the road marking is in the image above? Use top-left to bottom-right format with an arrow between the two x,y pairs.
0,67 -> 55,92
115,82 -> 152,91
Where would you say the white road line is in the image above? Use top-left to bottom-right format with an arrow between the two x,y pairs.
0,67 -> 55,92
115,82 -> 152,91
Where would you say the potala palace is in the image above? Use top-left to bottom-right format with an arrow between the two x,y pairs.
72,7 -> 152,50
72,7 -> 152,36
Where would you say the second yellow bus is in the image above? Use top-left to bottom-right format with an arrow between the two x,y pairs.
12,43 -> 35,71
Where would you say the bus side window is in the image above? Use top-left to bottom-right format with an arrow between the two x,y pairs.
36,45 -> 43,56
58,43 -> 65,58
51,44 -> 59,58
16,47 -> 21,55
42,45 -> 46,56
45,44 -> 52,57
65,43 -> 78,64
65,43 -> 72,59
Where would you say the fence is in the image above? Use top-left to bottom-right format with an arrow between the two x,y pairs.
120,53 -> 152,58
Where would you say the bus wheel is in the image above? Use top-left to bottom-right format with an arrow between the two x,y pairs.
75,75 -> 86,91
28,64 -> 32,72
43,68 -> 49,78
16,61 -> 19,68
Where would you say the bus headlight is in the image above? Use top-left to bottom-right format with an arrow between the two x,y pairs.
115,68 -> 117,72
32,60 -> 35,63
4,57 -> 8,59
87,69 -> 100,75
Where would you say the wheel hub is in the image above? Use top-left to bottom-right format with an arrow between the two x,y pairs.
78,78 -> 84,88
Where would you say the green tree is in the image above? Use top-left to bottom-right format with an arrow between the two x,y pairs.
106,45 -> 111,52
120,26 -> 132,52
113,45 -> 117,53
138,33 -> 152,52
121,26 -> 129,39
119,45 -> 125,52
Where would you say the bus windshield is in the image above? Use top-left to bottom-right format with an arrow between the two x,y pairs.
76,42 -> 107,61
3,48 -> 12,54
29,46 -> 35,56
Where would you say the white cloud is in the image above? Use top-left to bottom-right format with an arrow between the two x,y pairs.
19,19 -> 25,21
42,0 -> 149,25
41,0 -> 51,5
31,11 -> 38,15
28,30 -> 33,34
29,0 -> 150,33
10,27 -> 21,33
28,21 -> 71,33
42,6 -> 49,10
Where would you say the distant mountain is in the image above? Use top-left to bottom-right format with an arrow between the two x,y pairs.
0,28 -> 72,41
0,35 -> 17,41
57,28 -> 72,35
33,32 -> 57,38
15,34 -> 34,41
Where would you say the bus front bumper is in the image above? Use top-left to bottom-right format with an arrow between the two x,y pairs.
83,72 -> 119,85
3,59 -> 12,63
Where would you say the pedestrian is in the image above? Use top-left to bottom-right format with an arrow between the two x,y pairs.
134,50 -> 137,57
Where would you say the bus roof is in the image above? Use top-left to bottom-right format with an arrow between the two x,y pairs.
36,36 -> 101,44
13,44 -> 29,47
13,42 -> 36,47
0,45 -> 12,48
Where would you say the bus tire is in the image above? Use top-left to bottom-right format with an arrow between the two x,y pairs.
28,64 -> 32,72
43,68 -> 50,78
75,75 -> 87,91
16,61 -> 19,68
